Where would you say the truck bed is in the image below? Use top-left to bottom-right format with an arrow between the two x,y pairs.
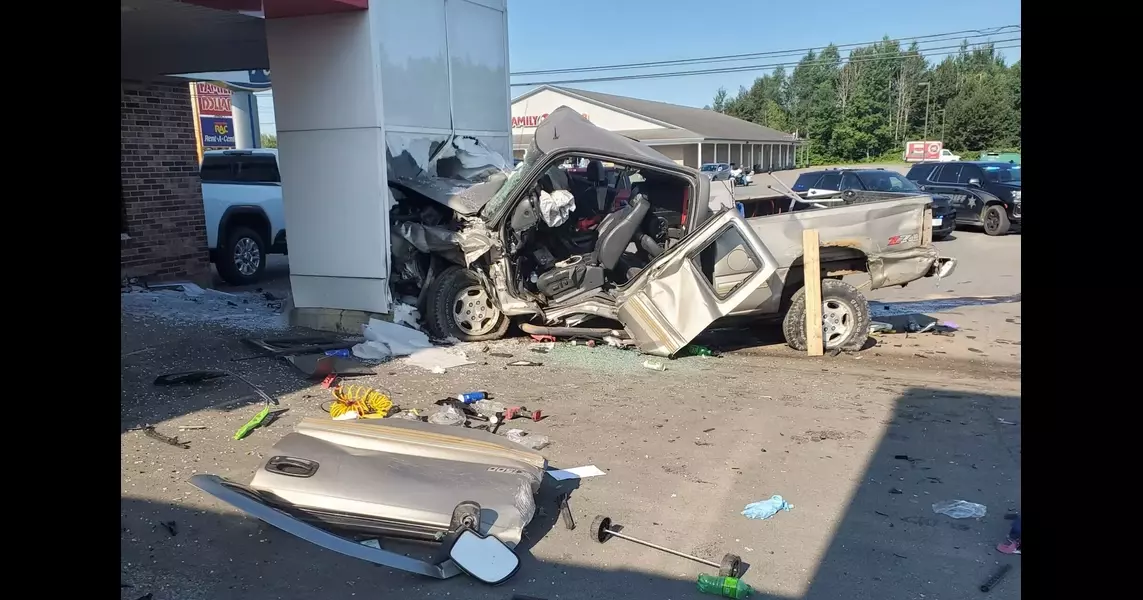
746,193 -> 937,290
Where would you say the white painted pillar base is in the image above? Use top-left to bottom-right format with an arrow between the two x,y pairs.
266,11 -> 392,315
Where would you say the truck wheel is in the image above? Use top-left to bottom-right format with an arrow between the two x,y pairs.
216,226 -> 266,286
782,279 -> 871,353
424,266 -> 510,342
982,204 -> 1010,236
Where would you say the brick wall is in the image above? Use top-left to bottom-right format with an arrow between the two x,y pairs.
120,80 -> 211,284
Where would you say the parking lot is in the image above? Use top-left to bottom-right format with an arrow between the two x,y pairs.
122,182 -> 1020,600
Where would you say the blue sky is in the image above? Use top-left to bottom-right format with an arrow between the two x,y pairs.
258,0 -> 1020,135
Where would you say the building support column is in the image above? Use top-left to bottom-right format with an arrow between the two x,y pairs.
695,141 -> 702,168
266,10 -> 392,319
230,90 -> 261,149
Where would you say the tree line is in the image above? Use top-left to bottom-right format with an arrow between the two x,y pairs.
706,39 -> 1021,165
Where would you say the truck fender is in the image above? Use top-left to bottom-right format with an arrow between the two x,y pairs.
218,205 -> 271,248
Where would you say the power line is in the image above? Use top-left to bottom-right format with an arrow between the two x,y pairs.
510,39 -> 1020,87
509,25 -> 1021,77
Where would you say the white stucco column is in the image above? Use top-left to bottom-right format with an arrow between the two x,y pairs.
264,1 -> 509,321
266,11 -> 393,315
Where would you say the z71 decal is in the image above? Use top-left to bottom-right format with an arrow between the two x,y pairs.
888,233 -> 920,246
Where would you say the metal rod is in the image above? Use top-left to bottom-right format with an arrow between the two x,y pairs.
606,529 -> 719,569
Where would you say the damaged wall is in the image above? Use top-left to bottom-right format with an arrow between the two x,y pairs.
120,80 -> 211,284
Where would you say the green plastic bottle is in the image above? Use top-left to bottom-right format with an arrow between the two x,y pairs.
697,574 -> 753,599
680,344 -> 719,357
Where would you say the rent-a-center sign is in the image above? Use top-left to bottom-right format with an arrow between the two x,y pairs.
512,113 -> 589,128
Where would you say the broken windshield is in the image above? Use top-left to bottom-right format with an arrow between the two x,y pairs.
482,141 -> 545,220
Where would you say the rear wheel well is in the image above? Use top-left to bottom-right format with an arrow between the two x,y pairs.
780,247 -> 870,312
223,211 -> 271,248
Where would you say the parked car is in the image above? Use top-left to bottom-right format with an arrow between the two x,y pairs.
905,161 -> 1021,236
937,149 -> 961,162
790,168 -> 956,240
200,149 -> 287,284
700,162 -> 732,181
388,107 -> 955,355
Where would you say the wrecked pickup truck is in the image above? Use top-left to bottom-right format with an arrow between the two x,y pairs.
387,106 -> 956,355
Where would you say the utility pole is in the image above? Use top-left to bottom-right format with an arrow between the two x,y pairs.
919,82 -> 931,140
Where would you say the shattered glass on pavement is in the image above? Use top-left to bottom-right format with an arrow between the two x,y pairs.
121,284 -> 288,332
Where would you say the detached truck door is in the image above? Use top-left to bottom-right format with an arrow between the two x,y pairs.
615,209 -> 778,357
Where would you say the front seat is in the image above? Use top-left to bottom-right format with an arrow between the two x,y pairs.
582,160 -> 615,214
533,193 -> 651,300
592,192 -> 650,271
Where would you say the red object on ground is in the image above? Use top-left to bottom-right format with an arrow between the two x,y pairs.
529,334 -> 557,342
320,374 -> 338,389
996,539 -> 1021,555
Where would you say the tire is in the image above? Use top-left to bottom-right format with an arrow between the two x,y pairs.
982,204 -> 1010,236
424,266 -> 510,342
782,278 -> 871,353
216,225 -> 267,285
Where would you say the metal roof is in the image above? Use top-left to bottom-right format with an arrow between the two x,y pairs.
512,85 -> 797,144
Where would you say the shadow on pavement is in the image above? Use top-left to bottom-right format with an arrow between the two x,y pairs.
120,385 -> 1021,600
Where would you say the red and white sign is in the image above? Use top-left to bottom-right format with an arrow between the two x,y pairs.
512,112 -> 590,129
904,140 -> 943,162
195,82 -> 233,117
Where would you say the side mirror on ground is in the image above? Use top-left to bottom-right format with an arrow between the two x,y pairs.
448,529 -> 521,585
967,178 -> 981,187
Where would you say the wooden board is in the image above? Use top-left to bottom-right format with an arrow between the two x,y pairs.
802,229 -> 823,356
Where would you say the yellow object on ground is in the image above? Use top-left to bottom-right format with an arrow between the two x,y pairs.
329,384 -> 393,420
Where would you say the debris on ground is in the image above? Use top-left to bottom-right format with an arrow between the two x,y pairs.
391,301 -> 421,330
327,384 -> 394,420
980,564 -> 1012,593
134,425 -> 191,449
547,465 -> 606,480
507,360 -> 543,367
529,334 -> 556,342
233,406 -> 272,440
531,342 -> 556,354
742,495 -> 794,520
889,488 -> 903,494
427,404 -> 466,426
997,418 -> 1017,425
503,406 -> 543,422
457,391 -> 489,403
159,520 -> 178,536
697,573 -> 753,599
870,321 -> 894,333
643,359 -> 667,371
406,346 -> 473,372
286,354 -> 374,379
121,283 -> 288,331
506,428 -> 550,450
932,500 -> 987,519
178,425 -> 207,431
153,370 -> 230,386
677,344 -> 719,357
352,317 -> 434,360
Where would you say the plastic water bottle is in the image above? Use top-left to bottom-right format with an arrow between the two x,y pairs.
697,574 -> 754,599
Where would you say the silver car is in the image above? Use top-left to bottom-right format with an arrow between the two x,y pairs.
700,162 -> 732,181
